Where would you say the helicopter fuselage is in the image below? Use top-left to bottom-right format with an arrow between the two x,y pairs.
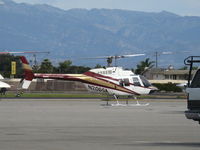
33,67 -> 156,96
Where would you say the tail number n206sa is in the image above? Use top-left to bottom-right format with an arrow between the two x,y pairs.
87,85 -> 108,93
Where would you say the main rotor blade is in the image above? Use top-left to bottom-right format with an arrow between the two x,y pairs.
82,53 -> 145,59
120,54 -> 145,58
82,56 -> 113,59
0,51 -> 50,54
161,51 -> 173,55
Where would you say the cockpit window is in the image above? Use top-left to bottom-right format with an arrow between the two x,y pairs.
190,69 -> 200,88
132,77 -> 141,86
119,79 -> 124,86
139,75 -> 151,87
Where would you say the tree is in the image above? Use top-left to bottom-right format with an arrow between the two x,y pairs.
38,59 -> 54,73
135,58 -> 155,74
179,66 -> 188,70
95,64 -> 103,68
32,65 -> 40,73
179,66 -> 198,70
192,66 -> 198,70
0,54 -> 22,78
66,65 -> 90,74
58,60 -> 72,73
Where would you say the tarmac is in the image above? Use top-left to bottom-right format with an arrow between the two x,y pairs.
0,98 -> 199,150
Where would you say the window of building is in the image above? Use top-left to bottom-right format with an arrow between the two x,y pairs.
173,75 -> 177,80
165,75 -> 169,79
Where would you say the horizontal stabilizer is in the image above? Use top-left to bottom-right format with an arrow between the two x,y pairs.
0,74 -> 4,79
21,79 -> 32,89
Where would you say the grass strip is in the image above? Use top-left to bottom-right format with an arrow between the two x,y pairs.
0,92 -> 187,99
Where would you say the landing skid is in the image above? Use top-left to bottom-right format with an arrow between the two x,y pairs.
110,101 -> 149,107
103,95 -> 149,107
128,101 -> 149,106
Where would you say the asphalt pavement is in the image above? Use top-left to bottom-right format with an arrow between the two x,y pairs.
0,98 -> 199,150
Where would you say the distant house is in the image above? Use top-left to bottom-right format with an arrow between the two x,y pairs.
143,67 -> 197,84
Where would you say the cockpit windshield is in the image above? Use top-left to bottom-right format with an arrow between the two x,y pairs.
139,75 -> 152,87
132,77 -> 141,86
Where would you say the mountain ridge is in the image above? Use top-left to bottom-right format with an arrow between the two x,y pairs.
0,0 -> 200,68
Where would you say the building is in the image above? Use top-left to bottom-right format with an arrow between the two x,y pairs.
143,68 -> 197,84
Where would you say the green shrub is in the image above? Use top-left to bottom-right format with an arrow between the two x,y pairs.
152,83 -> 182,92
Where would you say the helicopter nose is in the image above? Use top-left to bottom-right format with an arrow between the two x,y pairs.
149,86 -> 158,94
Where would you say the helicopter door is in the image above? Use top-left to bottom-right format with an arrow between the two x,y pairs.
119,78 -> 130,87
123,78 -> 130,86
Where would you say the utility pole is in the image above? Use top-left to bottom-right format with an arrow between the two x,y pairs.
155,51 -> 158,68
33,54 -> 37,66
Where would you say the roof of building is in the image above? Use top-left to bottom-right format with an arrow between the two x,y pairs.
145,68 -> 197,75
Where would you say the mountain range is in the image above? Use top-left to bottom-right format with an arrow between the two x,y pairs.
0,0 -> 200,68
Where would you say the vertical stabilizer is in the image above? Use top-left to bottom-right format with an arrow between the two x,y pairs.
19,56 -> 34,89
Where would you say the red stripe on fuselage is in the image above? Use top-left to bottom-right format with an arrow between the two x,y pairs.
84,71 -> 119,81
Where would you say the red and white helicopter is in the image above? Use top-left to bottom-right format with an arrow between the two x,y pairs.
19,54 -> 157,106
0,74 -> 11,95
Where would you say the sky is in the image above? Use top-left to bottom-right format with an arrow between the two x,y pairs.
13,0 -> 200,16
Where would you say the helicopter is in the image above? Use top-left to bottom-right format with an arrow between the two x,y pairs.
0,74 -> 11,95
19,54 -> 158,106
